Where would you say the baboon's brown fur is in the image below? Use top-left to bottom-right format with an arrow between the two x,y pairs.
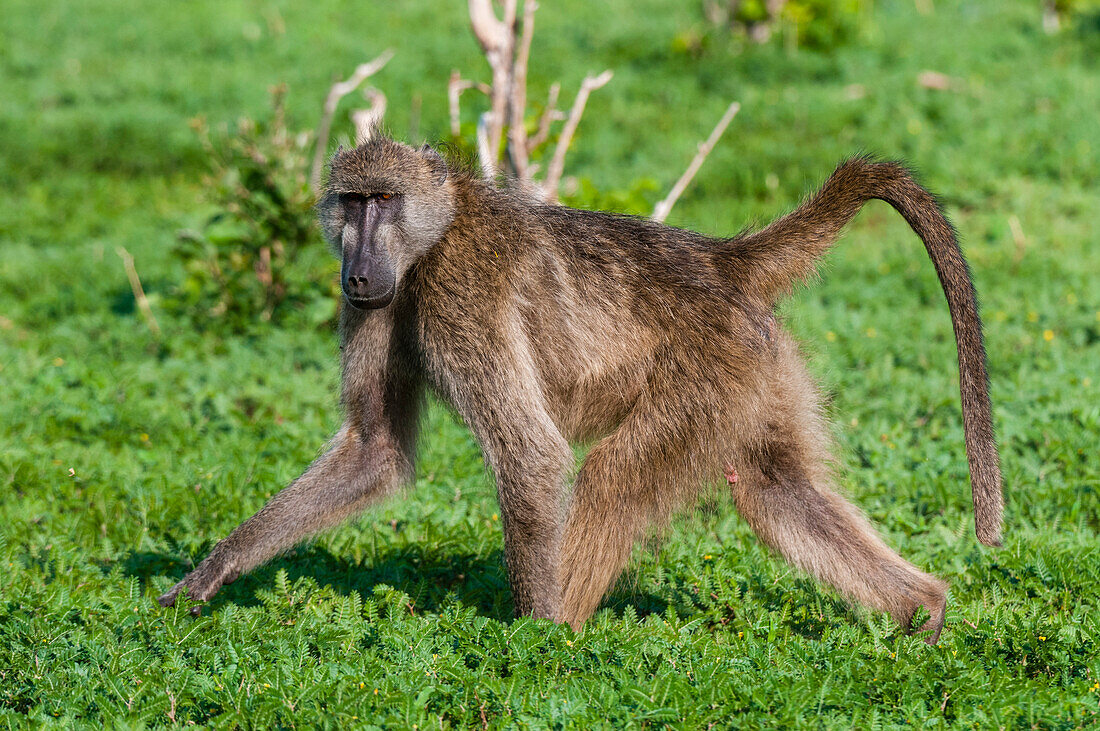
159,135 -> 1003,643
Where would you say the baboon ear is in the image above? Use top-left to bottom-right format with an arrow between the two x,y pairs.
420,144 -> 448,186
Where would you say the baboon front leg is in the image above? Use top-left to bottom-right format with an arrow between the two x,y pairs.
731,446 -> 948,643
158,428 -> 412,611
465,407 -> 573,620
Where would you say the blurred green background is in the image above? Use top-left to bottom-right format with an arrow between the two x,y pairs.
1,0 -> 1098,727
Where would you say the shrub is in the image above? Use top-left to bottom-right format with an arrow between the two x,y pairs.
169,87 -> 339,333
703,0 -> 866,51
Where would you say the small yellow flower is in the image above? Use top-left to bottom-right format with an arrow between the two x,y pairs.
826,331 -> 837,342
1027,311 -> 1039,323
140,433 -> 150,442
359,682 -> 364,689
1039,636 -> 1046,641
1043,330 -> 1054,342
566,640 -> 573,647
703,554 -> 712,560
53,357 -> 65,366
865,327 -> 877,338
374,688 -> 379,695
491,513 -> 498,521
264,683 -> 270,688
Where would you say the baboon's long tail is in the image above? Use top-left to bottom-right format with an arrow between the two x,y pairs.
728,156 -> 1003,546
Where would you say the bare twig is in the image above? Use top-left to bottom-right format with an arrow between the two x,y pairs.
468,0 -> 517,173
116,246 -> 161,339
507,0 -> 538,178
468,0 -> 508,49
542,70 -> 613,200
448,72 -> 492,137
310,49 -> 394,192
526,82 -> 561,153
1008,214 -> 1027,264
652,101 -> 740,223
449,70 -> 474,137
476,112 -> 495,177
351,88 -> 387,145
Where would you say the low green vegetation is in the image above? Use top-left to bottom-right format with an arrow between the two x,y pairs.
1,0 -> 1098,727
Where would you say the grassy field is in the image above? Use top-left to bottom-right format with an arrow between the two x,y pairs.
2,0 -> 1099,727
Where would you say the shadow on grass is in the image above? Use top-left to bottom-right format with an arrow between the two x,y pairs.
124,545 -> 516,621
125,544 -> 675,626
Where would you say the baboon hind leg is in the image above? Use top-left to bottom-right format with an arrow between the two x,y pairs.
731,441 -> 948,643
556,379 -> 715,630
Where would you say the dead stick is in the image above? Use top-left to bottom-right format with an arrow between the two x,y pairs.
526,82 -> 561,153
508,0 -> 538,178
476,112 -> 495,177
652,101 -> 740,223
310,49 -> 394,192
542,70 -> 613,200
449,70 -> 473,137
352,88 -> 387,145
116,246 -> 161,339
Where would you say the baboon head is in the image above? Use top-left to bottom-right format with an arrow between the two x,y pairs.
318,136 -> 454,309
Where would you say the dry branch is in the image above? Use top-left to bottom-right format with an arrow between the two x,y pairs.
526,82 -> 561,153
310,49 -> 394,191
448,71 -> 474,137
507,0 -> 538,178
652,101 -> 740,223
352,88 -> 387,145
476,112 -> 495,177
116,246 -> 161,339
468,0 -> 517,174
448,71 -> 491,137
542,70 -> 613,200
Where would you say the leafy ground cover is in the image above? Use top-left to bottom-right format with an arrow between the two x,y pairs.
1,0 -> 1098,726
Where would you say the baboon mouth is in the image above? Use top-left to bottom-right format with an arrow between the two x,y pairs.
344,291 -> 394,310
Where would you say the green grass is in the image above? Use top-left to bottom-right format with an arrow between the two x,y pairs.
2,0 -> 1099,727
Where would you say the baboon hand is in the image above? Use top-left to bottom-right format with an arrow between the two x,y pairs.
157,555 -> 241,615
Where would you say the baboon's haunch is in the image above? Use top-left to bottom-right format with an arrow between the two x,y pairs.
159,134 -> 1003,643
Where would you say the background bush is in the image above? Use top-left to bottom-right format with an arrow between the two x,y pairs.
169,88 -> 338,332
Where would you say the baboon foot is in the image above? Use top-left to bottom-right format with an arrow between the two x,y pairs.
157,557 -> 240,615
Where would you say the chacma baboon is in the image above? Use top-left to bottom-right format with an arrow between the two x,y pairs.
159,133 -> 1003,643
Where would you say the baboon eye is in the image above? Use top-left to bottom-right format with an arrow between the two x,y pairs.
378,192 -> 393,200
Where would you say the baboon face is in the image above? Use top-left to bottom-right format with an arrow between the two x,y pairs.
318,138 -> 454,310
